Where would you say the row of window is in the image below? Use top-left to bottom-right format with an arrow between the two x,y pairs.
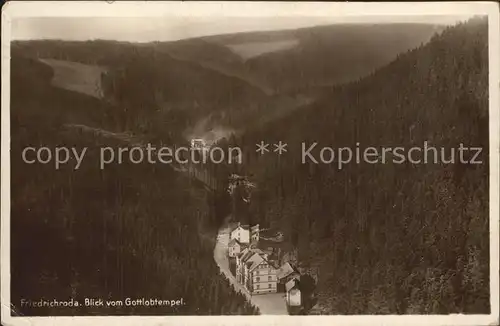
255,283 -> 275,290
255,276 -> 275,281
256,269 -> 276,275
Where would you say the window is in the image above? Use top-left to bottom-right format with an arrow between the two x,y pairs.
268,276 -> 272,281
256,277 -> 260,282
268,284 -> 272,288
256,285 -> 260,289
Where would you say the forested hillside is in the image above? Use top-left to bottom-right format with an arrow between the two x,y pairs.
10,55 -> 259,315
99,47 -> 271,138
207,23 -> 444,94
9,16 -> 490,316
11,23 -> 443,139
233,17 -> 490,314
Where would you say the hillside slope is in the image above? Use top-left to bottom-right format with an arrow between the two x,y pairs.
234,17 -> 489,314
10,54 -> 259,316
12,40 -> 274,142
205,23 -> 445,94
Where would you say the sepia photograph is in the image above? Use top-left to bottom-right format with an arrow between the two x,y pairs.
1,2 -> 499,326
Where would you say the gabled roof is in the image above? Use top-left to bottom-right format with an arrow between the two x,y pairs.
286,278 -> 300,292
228,239 -> 243,247
237,248 -> 250,259
252,251 -> 280,272
228,239 -> 248,248
239,249 -> 255,262
277,262 -> 296,280
231,224 -> 250,233
247,254 -> 265,272
238,247 -> 281,272
243,251 -> 259,264
250,224 -> 260,231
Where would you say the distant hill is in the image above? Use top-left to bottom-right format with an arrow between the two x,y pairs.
12,41 -> 271,141
202,23 -> 445,94
233,17 -> 489,314
11,22 -> 444,142
153,38 -> 274,95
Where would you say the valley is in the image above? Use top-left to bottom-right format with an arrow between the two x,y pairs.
9,17 -> 491,316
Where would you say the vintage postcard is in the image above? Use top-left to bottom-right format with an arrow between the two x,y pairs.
1,1 -> 499,326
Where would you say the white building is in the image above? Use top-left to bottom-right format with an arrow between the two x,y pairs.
230,224 -> 250,244
236,248 -> 278,295
230,223 -> 260,245
228,239 -> 246,258
286,277 -> 301,307
190,138 -> 209,152
250,224 -> 260,242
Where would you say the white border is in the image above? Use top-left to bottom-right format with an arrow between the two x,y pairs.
1,2 -> 499,326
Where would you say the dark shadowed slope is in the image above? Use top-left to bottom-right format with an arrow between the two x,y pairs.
153,38 -> 275,95
11,22 -> 444,141
203,23 -> 445,94
12,41 -> 271,141
10,51 -> 260,317
232,17 -> 489,314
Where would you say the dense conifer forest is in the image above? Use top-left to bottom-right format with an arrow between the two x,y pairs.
10,57 -> 259,315
233,18 -> 490,314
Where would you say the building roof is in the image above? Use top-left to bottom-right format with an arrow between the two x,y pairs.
237,248 -> 249,260
231,224 -> 250,233
228,238 -> 246,247
237,247 -> 279,272
250,224 -> 260,231
231,222 -> 263,234
255,252 -> 280,272
243,251 -> 260,264
239,249 -> 255,262
247,255 -> 264,272
242,250 -> 262,270
277,262 -> 296,280
286,278 -> 300,292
